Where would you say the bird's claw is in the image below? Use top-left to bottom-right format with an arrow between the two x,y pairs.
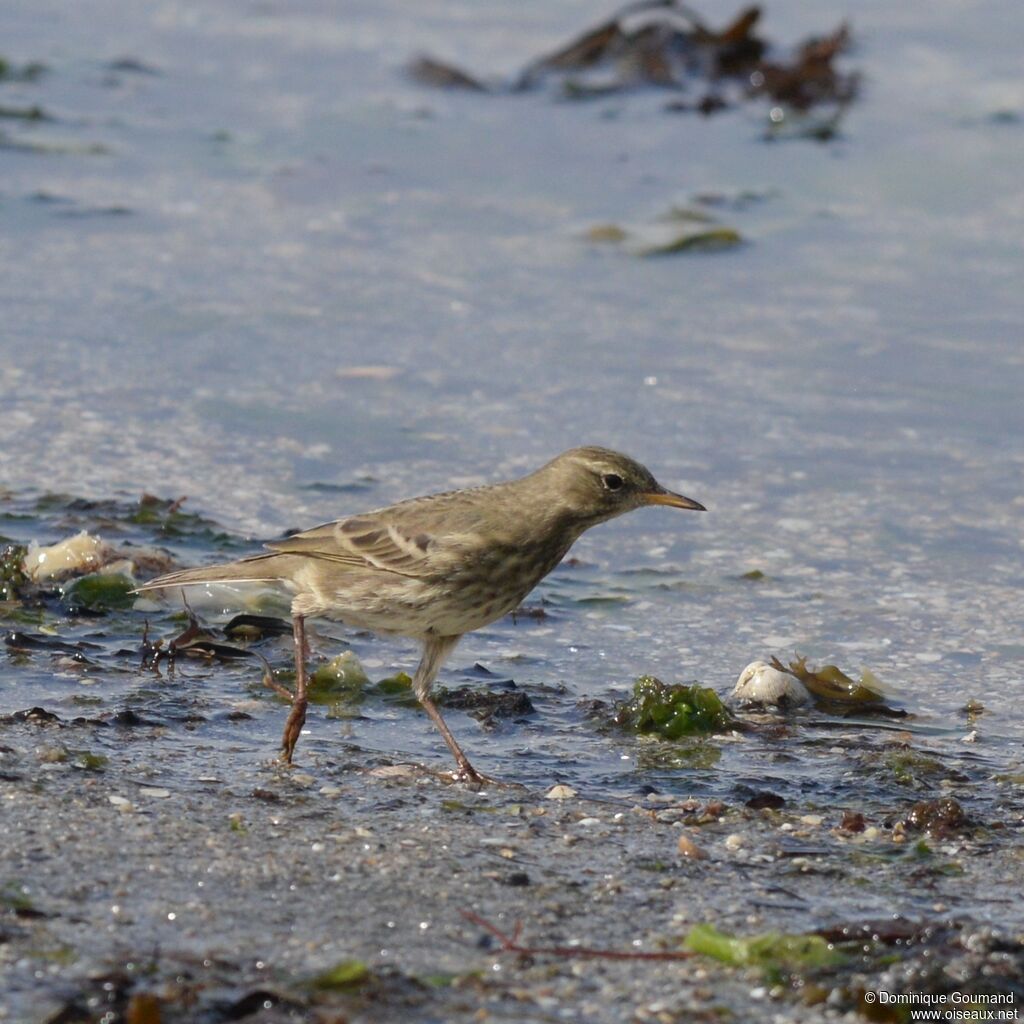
279,700 -> 307,766
452,763 -> 501,787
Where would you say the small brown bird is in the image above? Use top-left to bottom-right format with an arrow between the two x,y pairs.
137,447 -> 704,781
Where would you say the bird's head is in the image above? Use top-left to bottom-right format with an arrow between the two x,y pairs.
538,446 -> 705,527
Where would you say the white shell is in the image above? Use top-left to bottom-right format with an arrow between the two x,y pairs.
24,530 -> 110,582
731,660 -> 811,706
545,784 -> 578,800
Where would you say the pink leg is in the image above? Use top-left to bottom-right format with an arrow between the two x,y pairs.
280,614 -> 308,764
413,635 -> 493,785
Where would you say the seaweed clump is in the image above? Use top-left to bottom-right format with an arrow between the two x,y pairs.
0,56 -> 47,83
0,544 -> 29,602
616,675 -> 734,739
685,923 -> 844,975
771,655 -> 886,705
409,1 -> 857,133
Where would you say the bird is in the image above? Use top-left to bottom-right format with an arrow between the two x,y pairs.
136,447 -> 705,782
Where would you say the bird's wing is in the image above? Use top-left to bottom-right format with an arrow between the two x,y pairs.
264,512 -> 445,579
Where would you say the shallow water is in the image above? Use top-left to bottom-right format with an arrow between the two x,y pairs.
2,2 -> 1023,1015
3,0 -> 1022,775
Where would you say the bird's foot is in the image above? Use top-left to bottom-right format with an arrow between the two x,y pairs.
451,761 -> 502,787
279,699 -> 307,766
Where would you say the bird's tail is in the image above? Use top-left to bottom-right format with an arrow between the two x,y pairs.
134,553 -> 291,593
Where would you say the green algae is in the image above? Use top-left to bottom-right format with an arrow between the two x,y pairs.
616,676 -> 734,740
0,543 -> 29,601
69,750 -> 109,771
310,959 -> 371,990
882,749 -> 947,788
0,57 -> 47,82
0,880 -> 38,915
0,104 -> 50,121
635,739 -> 722,770
685,923 -> 845,973
62,573 -> 135,613
309,651 -> 371,703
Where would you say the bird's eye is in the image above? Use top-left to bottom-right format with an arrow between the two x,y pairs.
602,473 -> 624,491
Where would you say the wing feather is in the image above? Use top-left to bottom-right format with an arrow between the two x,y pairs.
265,514 -> 439,578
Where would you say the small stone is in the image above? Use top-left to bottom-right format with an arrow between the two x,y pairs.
839,810 -> 866,833
799,814 -> 823,827
503,871 -> 531,887
108,795 -> 133,812
138,787 -> 170,798
745,791 -> 785,810
546,784 -> 577,800
724,833 -> 745,850
576,817 -> 601,827
319,784 -> 343,797
677,834 -> 709,860
369,764 -> 418,779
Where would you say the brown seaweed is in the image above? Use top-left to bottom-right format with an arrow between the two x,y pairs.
410,0 -> 857,128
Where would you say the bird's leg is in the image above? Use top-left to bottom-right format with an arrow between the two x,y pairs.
413,635 -> 490,785
280,614 -> 308,765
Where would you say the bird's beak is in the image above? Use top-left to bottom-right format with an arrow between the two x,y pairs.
643,488 -> 706,512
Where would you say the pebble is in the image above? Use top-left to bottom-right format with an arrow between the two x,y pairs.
799,814 -> 824,826
724,833 -> 745,850
138,787 -> 170,799
369,764 -> 418,778
654,809 -> 686,823
319,785 -> 343,797
576,817 -> 601,827
676,834 -> 708,860
108,795 -> 133,812
546,784 -> 577,800
644,793 -> 678,805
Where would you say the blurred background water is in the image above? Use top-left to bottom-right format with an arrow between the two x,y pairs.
1,0 -> 1022,788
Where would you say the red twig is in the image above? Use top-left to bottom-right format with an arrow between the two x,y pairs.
460,910 -> 693,961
